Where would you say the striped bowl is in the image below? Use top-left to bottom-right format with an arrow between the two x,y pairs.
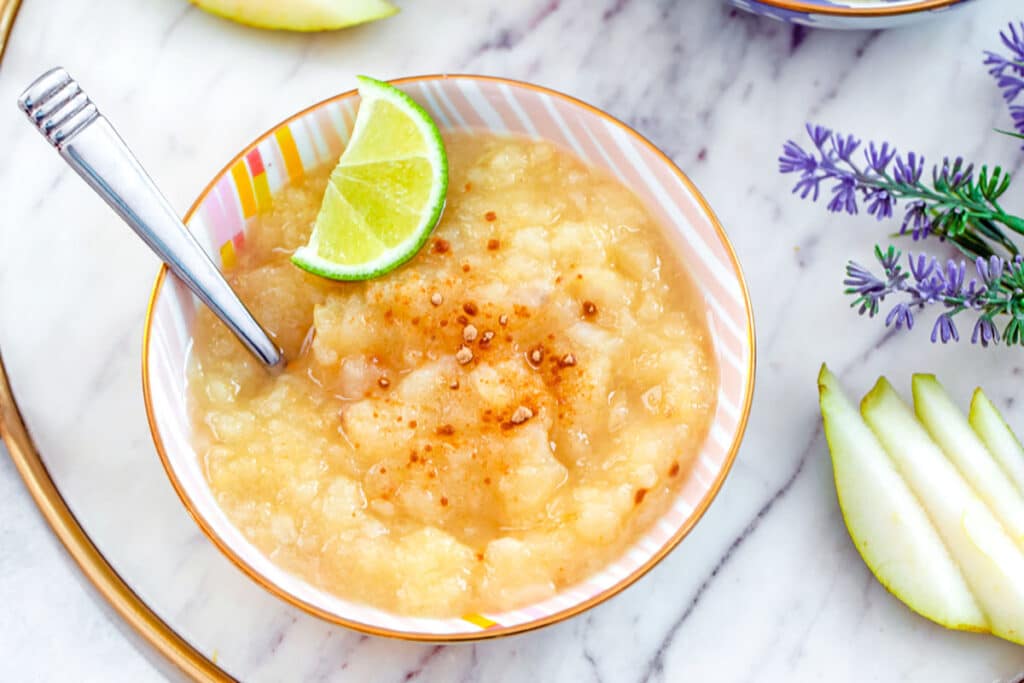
731,0 -> 973,28
143,75 -> 756,640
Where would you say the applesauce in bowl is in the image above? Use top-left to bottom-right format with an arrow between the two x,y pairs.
145,75 -> 754,639
190,131 -> 717,617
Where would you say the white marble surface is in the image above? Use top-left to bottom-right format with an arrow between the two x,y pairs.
3,0 -> 1024,680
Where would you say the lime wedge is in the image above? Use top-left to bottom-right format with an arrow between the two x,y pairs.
191,0 -> 398,32
292,76 -> 447,281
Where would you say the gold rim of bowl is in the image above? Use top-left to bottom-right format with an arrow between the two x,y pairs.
140,74 -> 757,644
751,0 -> 966,16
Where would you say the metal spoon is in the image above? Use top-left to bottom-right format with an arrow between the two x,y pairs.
17,67 -> 286,371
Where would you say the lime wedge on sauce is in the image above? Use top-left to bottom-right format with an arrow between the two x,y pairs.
292,76 -> 448,281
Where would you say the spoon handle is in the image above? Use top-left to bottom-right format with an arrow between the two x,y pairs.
17,67 -> 285,371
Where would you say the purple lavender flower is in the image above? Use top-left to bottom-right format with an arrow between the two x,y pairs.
942,260 -> 966,296
976,255 -> 1004,287
806,124 -> 831,148
916,270 -> 946,304
778,141 -> 818,175
865,188 -> 894,221
962,279 -> 985,307
779,125 -> 1019,259
934,157 -> 973,190
799,22 -> 1024,353
972,316 -> 999,346
986,22 -> 1024,142
843,263 -> 886,315
844,262 -> 885,293
931,314 -> 960,344
1011,105 -> 1024,133
827,176 -> 858,215
899,200 -> 930,241
865,142 -> 896,174
833,133 -> 861,162
792,174 -> 821,201
790,174 -> 823,200
909,252 -> 935,282
886,303 -> 914,330
996,73 -> 1024,103
894,152 -> 924,185
845,246 -> 1024,347
984,22 -> 1024,75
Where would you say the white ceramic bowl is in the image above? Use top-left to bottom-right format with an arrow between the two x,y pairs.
731,0 -> 973,28
143,75 -> 756,640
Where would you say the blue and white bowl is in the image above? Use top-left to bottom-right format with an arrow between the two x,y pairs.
731,0 -> 973,29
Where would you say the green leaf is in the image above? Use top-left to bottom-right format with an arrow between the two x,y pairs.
1005,317 -> 1024,346
1002,214 -> 1024,235
951,231 -> 995,259
979,165 -> 1012,200
942,209 -> 969,238
974,218 -> 1019,256
996,128 -> 1024,141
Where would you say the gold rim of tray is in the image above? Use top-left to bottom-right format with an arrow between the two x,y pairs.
0,350 -> 231,681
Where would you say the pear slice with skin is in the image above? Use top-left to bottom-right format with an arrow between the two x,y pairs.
863,378 -> 1024,645
913,374 -> 1024,549
191,0 -> 398,31
969,388 -> 1024,496
818,366 -> 986,631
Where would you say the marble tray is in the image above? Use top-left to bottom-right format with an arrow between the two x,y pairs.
3,0 -> 1024,680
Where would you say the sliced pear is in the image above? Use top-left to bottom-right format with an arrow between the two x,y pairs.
969,388 -> 1024,496
191,0 -> 398,32
913,374 -> 1024,548
818,366 -> 986,631
862,378 -> 1024,645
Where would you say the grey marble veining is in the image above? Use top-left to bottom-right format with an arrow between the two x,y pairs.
2,0 -> 1024,680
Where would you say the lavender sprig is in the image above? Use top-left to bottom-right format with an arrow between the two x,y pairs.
985,21 -> 1024,142
779,126 -> 1024,259
844,245 -> 1024,346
